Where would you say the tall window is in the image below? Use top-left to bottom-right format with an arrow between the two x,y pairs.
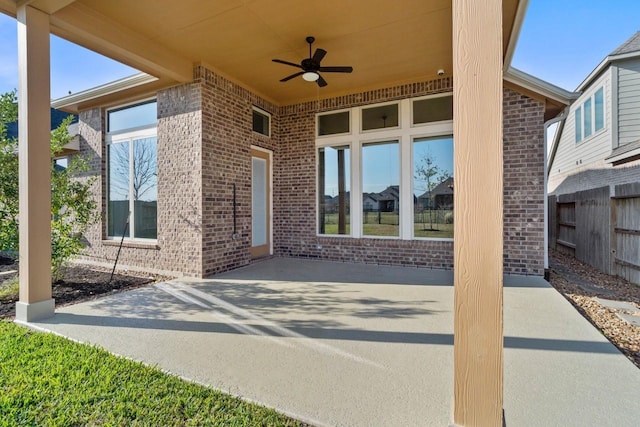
318,146 -> 350,234
362,141 -> 400,237
413,136 -> 453,238
575,108 -> 582,143
107,100 -> 158,239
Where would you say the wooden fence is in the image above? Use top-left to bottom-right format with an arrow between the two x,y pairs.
549,183 -> 640,285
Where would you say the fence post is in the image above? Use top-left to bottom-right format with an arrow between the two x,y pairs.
610,194 -> 617,277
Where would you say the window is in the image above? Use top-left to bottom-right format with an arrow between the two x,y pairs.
594,87 -> 604,132
107,100 -> 158,240
413,136 -> 453,238
316,95 -> 453,241
362,141 -> 400,237
318,111 -> 350,136
362,104 -> 399,131
413,95 -> 453,125
318,146 -> 350,235
252,107 -> 270,137
575,86 -> 605,143
583,98 -> 592,138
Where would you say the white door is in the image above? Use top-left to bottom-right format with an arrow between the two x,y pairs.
251,148 -> 271,258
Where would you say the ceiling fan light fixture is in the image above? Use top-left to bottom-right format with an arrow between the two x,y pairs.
303,71 -> 319,82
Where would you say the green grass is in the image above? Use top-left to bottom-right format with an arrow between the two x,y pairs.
321,211 -> 453,238
0,320 -> 303,427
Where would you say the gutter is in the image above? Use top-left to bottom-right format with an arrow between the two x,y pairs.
51,73 -> 158,110
503,0 -> 529,70
504,67 -> 578,104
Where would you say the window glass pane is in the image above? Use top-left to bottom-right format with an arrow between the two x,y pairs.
318,146 -> 350,235
575,108 -> 582,143
362,104 -> 399,131
318,111 -> 350,136
108,141 -> 130,237
594,87 -> 604,131
108,100 -> 157,133
413,136 -> 454,238
252,109 -> 270,136
362,141 -> 399,236
252,157 -> 268,245
583,98 -> 592,138
413,95 -> 453,124
132,137 -> 158,239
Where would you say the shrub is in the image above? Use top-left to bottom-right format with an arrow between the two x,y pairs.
444,212 -> 454,224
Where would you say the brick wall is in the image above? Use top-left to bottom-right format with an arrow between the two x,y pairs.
76,83 -> 204,276
77,67 -> 545,277
502,88 -> 545,275
196,67 -> 279,276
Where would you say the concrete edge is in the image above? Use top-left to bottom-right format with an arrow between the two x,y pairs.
14,298 -> 55,322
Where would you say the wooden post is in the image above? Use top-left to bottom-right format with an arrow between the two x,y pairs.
452,0 -> 503,425
15,5 -> 54,322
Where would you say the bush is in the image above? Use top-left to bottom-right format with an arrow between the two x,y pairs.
0,91 -> 98,281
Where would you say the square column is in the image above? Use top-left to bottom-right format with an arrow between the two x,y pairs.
452,0 -> 504,425
15,5 -> 54,322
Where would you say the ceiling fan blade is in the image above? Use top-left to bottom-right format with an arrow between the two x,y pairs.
280,71 -> 305,82
317,74 -> 328,87
318,66 -> 353,73
312,48 -> 327,63
272,59 -> 303,69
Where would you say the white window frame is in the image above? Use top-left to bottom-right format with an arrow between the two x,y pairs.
316,108 -> 352,138
252,106 -> 271,137
106,99 -> 158,242
316,94 -> 454,241
575,86 -> 605,144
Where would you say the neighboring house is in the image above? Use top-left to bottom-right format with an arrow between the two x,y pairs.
547,31 -> 640,282
418,177 -> 454,210
6,108 -> 80,156
548,31 -> 640,195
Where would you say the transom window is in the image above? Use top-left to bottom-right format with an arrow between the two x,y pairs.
316,93 -> 454,241
106,100 -> 158,240
252,107 -> 271,137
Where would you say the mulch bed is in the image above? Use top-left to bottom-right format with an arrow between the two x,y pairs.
0,255 -> 166,319
548,249 -> 640,368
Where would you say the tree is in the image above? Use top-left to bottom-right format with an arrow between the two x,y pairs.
0,90 -> 98,281
414,151 -> 451,231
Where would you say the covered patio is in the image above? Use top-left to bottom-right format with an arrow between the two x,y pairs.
26,258 -> 640,426
1,0 -> 576,424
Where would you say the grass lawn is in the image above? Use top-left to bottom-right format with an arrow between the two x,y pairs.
0,320 -> 303,426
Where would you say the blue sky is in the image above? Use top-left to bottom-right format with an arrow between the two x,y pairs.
0,2 -> 638,97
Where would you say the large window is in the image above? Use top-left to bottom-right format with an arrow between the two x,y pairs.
575,86 -> 605,143
413,136 -> 454,238
362,141 -> 400,237
318,146 -> 350,235
107,100 -> 158,240
316,94 -> 453,241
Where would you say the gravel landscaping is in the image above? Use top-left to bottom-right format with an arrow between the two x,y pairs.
549,249 -> 640,368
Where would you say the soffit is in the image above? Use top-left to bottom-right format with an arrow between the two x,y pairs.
3,0 -> 521,106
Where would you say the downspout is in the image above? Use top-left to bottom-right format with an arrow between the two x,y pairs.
543,112 -> 567,280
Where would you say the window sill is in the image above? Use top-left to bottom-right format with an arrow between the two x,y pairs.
102,239 -> 159,250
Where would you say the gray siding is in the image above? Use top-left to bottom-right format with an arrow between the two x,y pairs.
618,58 -> 640,146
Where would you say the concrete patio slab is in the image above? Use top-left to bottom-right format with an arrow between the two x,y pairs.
24,258 -> 640,426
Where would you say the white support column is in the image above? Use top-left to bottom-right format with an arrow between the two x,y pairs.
452,0 -> 503,425
15,4 -> 54,322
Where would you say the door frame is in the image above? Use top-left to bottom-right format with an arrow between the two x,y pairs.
250,146 -> 273,258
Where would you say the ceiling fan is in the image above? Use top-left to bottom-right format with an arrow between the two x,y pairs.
272,36 -> 353,87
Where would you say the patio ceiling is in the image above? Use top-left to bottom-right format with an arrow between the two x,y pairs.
0,0 -> 522,106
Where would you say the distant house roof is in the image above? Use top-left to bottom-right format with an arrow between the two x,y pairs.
577,30 -> 640,91
610,31 -> 640,55
6,108 -> 78,139
418,177 -> 454,199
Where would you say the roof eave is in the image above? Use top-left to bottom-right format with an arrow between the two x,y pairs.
504,67 -> 578,105
576,51 -> 640,92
